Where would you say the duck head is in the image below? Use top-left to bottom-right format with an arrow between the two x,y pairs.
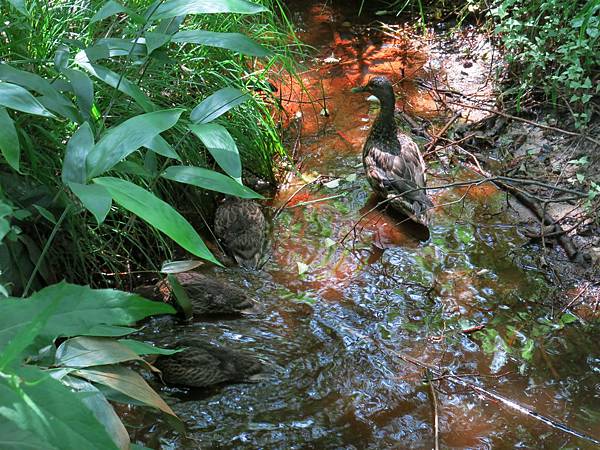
351,76 -> 395,105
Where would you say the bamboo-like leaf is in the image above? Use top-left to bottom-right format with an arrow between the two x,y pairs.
190,86 -> 250,123
143,135 -> 180,160
162,166 -> 262,198
0,107 -> 20,171
0,366 -> 119,450
93,177 -> 221,265
86,109 -> 183,178
148,0 -> 268,21
6,0 -> 28,15
0,83 -> 55,117
188,123 -> 241,182
144,31 -> 172,54
0,420 -> 58,450
160,259 -> 203,273
62,122 -> 94,185
62,69 -> 94,119
173,30 -> 271,57
68,182 -> 112,225
74,365 -> 177,417
56,337 -> 141,368
118,339 -> 182,356
90,0 -> 126,23
167,273 -> 193,319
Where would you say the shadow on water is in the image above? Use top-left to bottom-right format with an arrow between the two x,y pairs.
133,1 -> 600,448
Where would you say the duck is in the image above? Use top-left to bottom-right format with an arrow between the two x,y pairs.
154,338 -> 263,388
135,271 -> 258,316
214,197 -> 267,269
352,76 -> 433,227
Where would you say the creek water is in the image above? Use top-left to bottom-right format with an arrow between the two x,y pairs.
133,2 -> 600,448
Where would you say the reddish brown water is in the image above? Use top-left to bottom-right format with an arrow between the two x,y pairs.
134,2 -> 600,448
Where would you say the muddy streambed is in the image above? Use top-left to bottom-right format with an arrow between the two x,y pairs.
132,2 -> 600,448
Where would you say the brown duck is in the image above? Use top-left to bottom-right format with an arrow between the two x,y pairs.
136,272 -> 258,316
214,197 -> 267,269
352,76 -> 433,226
154,339 -> 263,388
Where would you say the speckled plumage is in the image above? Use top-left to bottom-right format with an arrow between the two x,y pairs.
354,76 -> 433,226
154,339 -> 262,388
214,198 -> 267,269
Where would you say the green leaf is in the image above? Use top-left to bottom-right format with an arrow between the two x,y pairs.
93,177 -> 220,265
33,205 -> 57,224
6,0 -> 28,15
189,123 -> 241,181
86,109 -> 183,178
74,365 -> 177,417
0,83 -> 55,117
160,259 -> 203,273
61,377 -> 130,450
560,312 -> 579,325
162,166 -> 262,198
0,107 -> 20,171
149,0 -> 268,21
54,45 -> 70,72
144,31 -> 172,54
173,30 -> 271,57
0,64 -> 79,121
190,86 -> 250,124
118,339 -> 182,356
56,336 -> 141,368
0,419 -> 58,450
75,62 -> 155,113
90,0 -> 126,23
0,282 -> 176,352
68,182 -> 112,225
520,338 -> 535,361
0,365 -> 119,450
62,122 -> 94,185
143,135 -> 180,160
168,273 -> 193,319
62,69 -> 94,119
297,261 -> 309,275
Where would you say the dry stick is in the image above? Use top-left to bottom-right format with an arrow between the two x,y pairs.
426,112 -> 461,152
427,369 -> 440,450
560,282 -> 591,315
445,100 -> 600,147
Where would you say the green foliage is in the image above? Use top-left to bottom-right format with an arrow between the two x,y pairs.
490,0 -> 599,126
0,282 -> 177,449
0,0 -> 296,292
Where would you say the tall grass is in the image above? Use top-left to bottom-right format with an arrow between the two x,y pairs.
0,0 -> 300,293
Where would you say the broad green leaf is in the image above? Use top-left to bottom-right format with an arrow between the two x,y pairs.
149,0 -> 268,21
160,259 -> 203,273
75,62 -> 155,113
173,30 -> 271,57
143,135 -> 181,160
54,45 -> 70,72
0,107 -> 20,171
95,38 -> 147,58
33,205 -> 57,224
56,337 -> 141,368
0,365 -> 119,450
0,83 -> 55,117
0,64 -> 79,121
90,0 -> 126,23
0,420 -> 58,450
144,31 -> 172,54
68,182 -> 112,225
0,282 -> 176,351
190,86 -> 250,123
62,69 -> 94,119
74,365 -> 177,417
113,160 -> 153,179
168,273 -> 193,319
6,0 -> 28,15
118,339 -> 182,356
162,166 -> 262,198
86,109 -> 183,178
62,377 -> 129,450
93,177 -> 221,265
0,297 -> 59,370
189,123 -> 241,181
62,122 -> 94,185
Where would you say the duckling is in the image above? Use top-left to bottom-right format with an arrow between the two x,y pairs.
214,197 -> 267,269
154,339 -> 263,388
352,76 -> 433,227
135,272 -> 258,316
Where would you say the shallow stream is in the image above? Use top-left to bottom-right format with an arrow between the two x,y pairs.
134,2 -> 600,448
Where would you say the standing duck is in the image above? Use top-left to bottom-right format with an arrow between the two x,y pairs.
214,197 -> 267,269
352,76 -> 433,227
154,339 -> 263,388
